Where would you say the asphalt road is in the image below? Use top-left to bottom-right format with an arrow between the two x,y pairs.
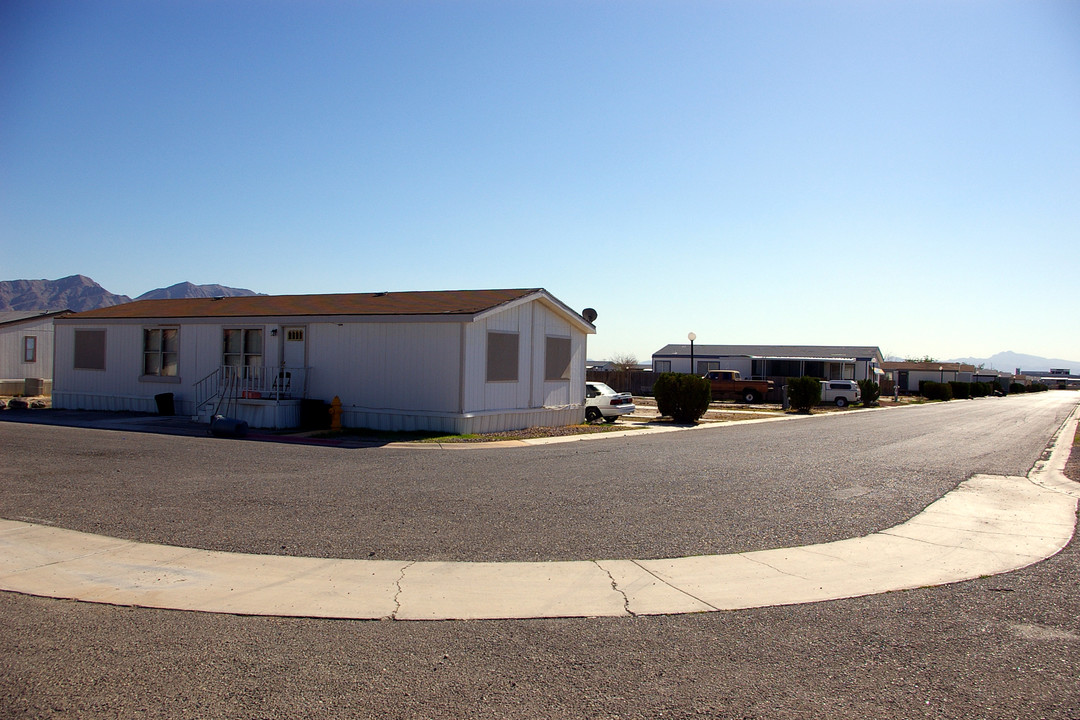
2,392 -> 1079,718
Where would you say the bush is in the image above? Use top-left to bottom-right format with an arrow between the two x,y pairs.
948,381 -> 970,400
1010,383 -> 1027,394
787,376 -> 821,413
858,380 -> 880,406
921,381 -> 953,401
653,373 -> 711,423
1029,383 -> 1050,393
971,382 -> 991,398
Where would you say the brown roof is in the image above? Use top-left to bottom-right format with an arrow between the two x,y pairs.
62,289 -> 547,320
881,361 -> 976,372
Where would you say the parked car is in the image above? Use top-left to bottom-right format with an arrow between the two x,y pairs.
820,380 -> 861,407
585,381 -> 635,423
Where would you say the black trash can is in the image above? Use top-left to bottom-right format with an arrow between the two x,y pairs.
154,392 -> 175,416
210,415 -> 249,438
299,399 -> 331,429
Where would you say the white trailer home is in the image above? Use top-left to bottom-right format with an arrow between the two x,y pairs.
0,310 -> 66,395
52,288 -> 595,433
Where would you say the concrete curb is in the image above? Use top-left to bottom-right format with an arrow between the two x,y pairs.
1,404 -> 1076,621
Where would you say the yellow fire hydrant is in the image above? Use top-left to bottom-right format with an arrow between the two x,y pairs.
329,396 -> 343,431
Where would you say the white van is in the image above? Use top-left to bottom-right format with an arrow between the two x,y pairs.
821,380 -> 861,407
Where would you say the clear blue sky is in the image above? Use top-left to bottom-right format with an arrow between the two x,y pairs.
3,1 -> 1078,365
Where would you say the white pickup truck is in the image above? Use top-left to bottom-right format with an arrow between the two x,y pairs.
820,380 -> 861,407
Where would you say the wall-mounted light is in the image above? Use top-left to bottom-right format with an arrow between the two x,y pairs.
270,328 -> 278,337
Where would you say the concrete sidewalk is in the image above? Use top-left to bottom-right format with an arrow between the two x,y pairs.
1,410 -> 1077,621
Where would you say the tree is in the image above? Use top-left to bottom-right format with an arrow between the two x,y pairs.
905,355 -> 938,363
609,352 -> 639,371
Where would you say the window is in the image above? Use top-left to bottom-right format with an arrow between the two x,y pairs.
23,336 -> 37,363
655,360 -> 671,373
74,330 -> 106,370
486,331 -> 519,382
698,361 -> 721,373
545,336 -> 571,381
224,328 -> 263,377
286,329 -> 304,342
143,328 -> 179,377
767,359 -> 801,378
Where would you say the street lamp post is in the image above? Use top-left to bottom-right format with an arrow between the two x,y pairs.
939,366 -> 944,383
688,332 -> 696,375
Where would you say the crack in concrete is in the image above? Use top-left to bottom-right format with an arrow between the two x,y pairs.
0,539 -> 140,577
390,561 -> 415,620
902,519 -> 1066,537
738,553 -> 810,580
627,560 -> 721,612
877,530 -> 1040,558
593,561 -> 635,617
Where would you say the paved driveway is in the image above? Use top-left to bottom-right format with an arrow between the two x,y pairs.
1,393 -> 1075,563
1,392 -> 1079,718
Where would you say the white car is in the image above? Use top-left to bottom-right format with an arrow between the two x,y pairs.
820,380 -> 861,407
584,381 -> 635,423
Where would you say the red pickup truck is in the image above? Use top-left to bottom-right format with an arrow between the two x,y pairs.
702,370 -> 773,404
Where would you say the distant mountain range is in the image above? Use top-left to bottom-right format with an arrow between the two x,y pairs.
881,351 -> 1077,374
948,351 -> 1079,374
0,275 -> 261,313
4,276 -> 1076,373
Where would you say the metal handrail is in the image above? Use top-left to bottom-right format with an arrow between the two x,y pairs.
194,365 -> 308,410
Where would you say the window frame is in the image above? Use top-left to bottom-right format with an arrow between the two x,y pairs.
544,336 -> 572,381
223,328 -> 264,379
23,336 -> 37,363
73,329 -> 107,371
486,331 -> 520,383
142,326 -> 180,379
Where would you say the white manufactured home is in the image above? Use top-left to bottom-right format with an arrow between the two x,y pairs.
652,344 -> 885,382
52,288 -> 595,433
0,310 -> 66,395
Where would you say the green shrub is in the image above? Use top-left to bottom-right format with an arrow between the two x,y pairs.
858,379 -> 880,406
787,376 -> 821,413
949,381 -> 970,399
1029,383 -> 1050,393
1009,382 -> 1027,394
653,373 -> 711,423
921,381 -> 953,401
971,382 -> 991,398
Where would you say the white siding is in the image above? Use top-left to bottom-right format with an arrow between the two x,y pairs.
53,320 -> 281,416
305,321 -> 461,412
461,301 -> 587,413
51,293 -> 592,433
0,316 -> 56,381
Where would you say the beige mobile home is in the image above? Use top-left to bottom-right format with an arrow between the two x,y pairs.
52,288 -> 594,433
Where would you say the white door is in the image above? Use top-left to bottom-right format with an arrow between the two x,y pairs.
282,327 -> 306,369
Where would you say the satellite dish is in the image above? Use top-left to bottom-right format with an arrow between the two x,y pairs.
582,308 -> 598,323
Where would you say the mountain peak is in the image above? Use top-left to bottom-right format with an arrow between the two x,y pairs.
135,282 -> 261,301
0,276 -> 261,312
